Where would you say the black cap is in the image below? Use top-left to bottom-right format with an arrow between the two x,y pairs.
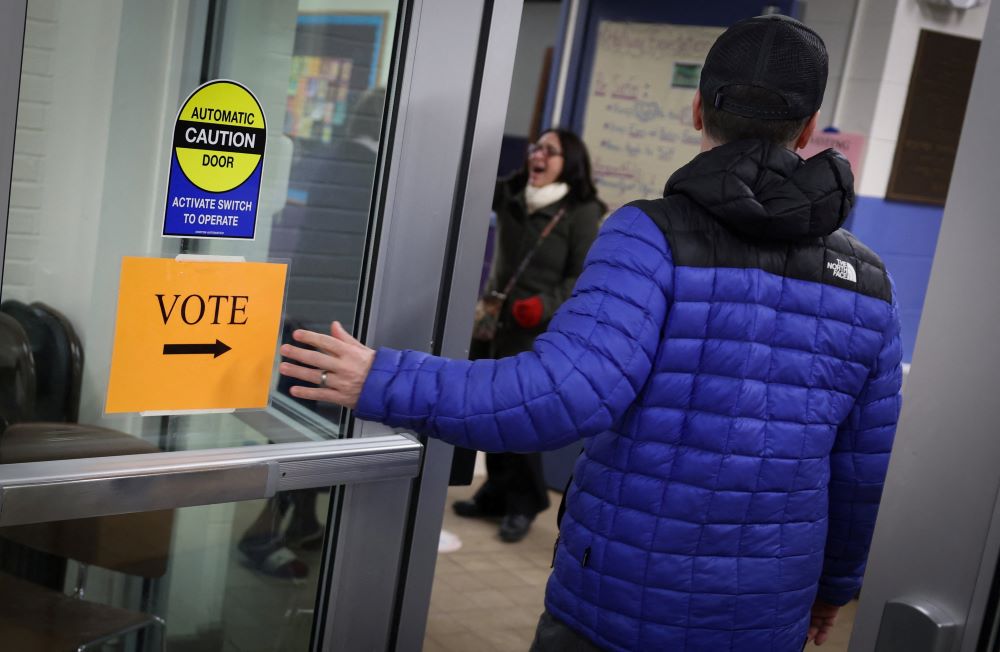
699,15 -> 828,120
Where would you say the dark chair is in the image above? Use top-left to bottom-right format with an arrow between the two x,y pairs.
0,311 -> 65,588
0,572 -> 164,652
0,311 -> 35,428
0,424 -> 173,651
0,305 -> 172,649
31,302 -> 84,422
0,305 -> 75,588
0,300 -> 83,422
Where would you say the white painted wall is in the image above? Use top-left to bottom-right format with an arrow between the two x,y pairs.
830,0 -> 899,141
504,2 -> 562,137
5,0 -> 57,302
5,0 -> 123,317
799,0 -> 862,129
801,0 -> 989,196
857,0 -> 989,196
5,0 -> 149,432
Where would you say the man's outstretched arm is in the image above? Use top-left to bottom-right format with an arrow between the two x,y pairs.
280,207 -> 674,453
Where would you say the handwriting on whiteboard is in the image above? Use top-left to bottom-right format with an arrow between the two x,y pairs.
582,22 -> 723,211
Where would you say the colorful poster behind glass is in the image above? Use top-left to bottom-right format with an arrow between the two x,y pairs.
283,13 -> 387,144
163,80 -> 266,240
285,56 -> 353,143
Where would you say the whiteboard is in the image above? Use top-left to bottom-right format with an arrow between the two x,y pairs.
582,21 -> 723,211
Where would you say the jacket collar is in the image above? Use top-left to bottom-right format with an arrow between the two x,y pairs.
664,139 -> 855,240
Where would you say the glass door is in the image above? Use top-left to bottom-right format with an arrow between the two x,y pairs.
0,0 -> 499,650
0,1 -> 412,649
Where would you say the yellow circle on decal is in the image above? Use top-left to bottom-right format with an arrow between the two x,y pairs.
174,80 -> 266,193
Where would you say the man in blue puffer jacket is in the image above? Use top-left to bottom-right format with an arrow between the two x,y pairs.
280,15 -> 902,652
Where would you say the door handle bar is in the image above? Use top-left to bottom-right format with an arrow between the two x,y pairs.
0,434 -> 422,526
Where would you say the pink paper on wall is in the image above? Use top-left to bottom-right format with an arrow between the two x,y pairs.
799,130 -> 867,187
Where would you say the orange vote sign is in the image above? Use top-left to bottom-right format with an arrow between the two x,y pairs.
105,256 -> 288,414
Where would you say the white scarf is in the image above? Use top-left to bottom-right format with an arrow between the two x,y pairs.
524,182 -> 569,214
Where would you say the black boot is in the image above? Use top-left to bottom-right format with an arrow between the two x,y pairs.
499,514 -> 533,542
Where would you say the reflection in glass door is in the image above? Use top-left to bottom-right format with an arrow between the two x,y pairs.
0,0 -> 401,649
0,487 -> 340,651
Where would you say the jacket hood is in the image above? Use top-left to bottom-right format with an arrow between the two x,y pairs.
664,139 -> 855,240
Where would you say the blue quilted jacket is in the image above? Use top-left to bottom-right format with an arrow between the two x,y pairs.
357,140 -> 903,651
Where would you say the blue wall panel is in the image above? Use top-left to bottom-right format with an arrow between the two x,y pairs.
846,196 -> 944,363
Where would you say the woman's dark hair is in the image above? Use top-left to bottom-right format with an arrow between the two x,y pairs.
550,129 -> 600,204
516,129 -> 601,206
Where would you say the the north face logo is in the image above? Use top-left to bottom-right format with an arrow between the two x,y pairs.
827,259 -> 857,283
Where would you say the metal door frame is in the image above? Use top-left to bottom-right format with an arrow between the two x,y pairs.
332,0 -> 523,649
849,2 -> 1000,650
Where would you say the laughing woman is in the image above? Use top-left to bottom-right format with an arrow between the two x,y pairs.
456,129 -> 605,542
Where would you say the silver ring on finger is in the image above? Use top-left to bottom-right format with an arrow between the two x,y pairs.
319,370 -> 328,388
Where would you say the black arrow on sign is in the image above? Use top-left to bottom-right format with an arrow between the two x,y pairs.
163,339 -> 232,358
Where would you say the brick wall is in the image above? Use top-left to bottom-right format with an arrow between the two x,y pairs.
4,0 -> 58,300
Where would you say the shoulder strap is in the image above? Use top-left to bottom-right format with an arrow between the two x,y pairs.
499,207 -> 567,298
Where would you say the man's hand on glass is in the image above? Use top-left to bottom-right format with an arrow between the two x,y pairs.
279,321 -> 376,409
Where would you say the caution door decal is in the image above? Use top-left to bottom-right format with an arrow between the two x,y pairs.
163,80 -> 266,239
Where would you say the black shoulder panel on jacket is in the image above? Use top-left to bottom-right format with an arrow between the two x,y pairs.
628,198 -> 892,303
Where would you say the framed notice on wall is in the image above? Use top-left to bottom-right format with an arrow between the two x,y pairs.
886,29 -> 980,206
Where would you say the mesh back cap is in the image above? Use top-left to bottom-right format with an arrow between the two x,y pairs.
700,14 -> 828,120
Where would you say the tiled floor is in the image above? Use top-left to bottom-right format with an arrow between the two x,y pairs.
425,484 -> 859,651
423,485 -> 560,652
